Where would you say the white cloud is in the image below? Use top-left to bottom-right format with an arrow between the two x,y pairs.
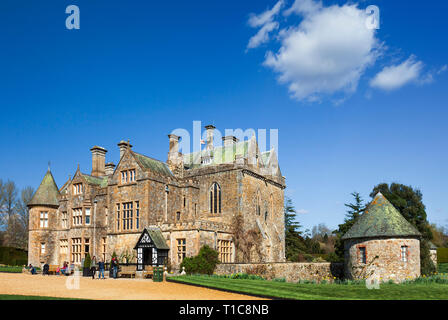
247,1 -> 284,50
284,0 -> 322,16
369,55 -> 424,91
248,0 -> 284,28
264,3 -> 380,101
296,209 -> 309,214
247,21 -> 279,49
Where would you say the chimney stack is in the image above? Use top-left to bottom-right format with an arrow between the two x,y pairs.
222,135 -> 239,146
90,146 -> 107,177
167,134 -> 182,168
105,162 -> 116,175
118,140 -> 133,159
204,125 -> 215,151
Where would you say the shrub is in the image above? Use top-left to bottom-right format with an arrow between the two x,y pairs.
273,277 -> 286,282
180,245 -> 219,275
0,247 -> 28,266
83,253 -> 91,269
438,248 -> 448,263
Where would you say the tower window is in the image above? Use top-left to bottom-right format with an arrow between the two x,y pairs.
39,212 -> 48,228
401,246 -> 408,262
359,247 -> 367,264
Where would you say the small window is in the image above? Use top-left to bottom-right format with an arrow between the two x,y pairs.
73,183 -> 83,195
40,212 -> 48,228
176,211 -> 181,221
177,239 -> 186,263
40,243 -> 46,254
84,238 -> 90,255
359,247 -> 367,264
401,246 -> 408,262
85,208 -> 91,225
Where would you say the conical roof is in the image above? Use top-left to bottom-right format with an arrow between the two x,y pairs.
28,169 -> 60,207
341,192 -> 421,240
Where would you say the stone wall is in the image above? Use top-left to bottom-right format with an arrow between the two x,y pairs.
215,262 -> 344,282
344,237 -> 420,282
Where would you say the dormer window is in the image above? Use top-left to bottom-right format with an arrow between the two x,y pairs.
73,183 -> 83,195
121,169 -> 136,184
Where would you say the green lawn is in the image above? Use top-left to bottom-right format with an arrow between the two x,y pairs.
0,294 -> 81,300
170,275 -> 448,300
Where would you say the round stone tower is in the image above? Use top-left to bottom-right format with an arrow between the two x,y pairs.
342,192 -> 421,282
27,168 -> 60,266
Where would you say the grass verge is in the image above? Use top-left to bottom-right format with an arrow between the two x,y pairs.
170,275 -> 448,300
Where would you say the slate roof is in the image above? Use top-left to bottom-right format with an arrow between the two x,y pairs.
135,227 -> 170,250
133,152 -> 173,176
82,174 -> 108,187
341,192 -> 421,240
28,170 -> 60,207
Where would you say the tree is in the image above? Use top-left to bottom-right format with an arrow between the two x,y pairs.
284,197 -> 307,261
370,183 -> 435,275
10,187 -> 34,249
333,192 -> 366,261
1,181 -> 18,247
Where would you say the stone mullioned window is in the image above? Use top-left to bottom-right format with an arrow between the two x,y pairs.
218,239 -> 232,263
39,211 -> 48,228
116,201 -> 140,231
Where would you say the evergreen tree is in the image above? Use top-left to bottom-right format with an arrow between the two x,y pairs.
333,192 -> 366,261
284,197 -> 307,261
370,183 -> 435,275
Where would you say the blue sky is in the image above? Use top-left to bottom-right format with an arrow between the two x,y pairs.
0,0 -> 447,231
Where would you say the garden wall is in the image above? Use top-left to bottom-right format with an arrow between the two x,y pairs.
215,262 -> 344,282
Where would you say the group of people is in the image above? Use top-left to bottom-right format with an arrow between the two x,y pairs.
89,256 -> 119,279
27,256 -> 120,279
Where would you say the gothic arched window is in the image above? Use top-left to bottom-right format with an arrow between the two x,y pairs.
210,183 -> 222,214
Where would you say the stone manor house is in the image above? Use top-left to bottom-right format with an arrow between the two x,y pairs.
27,125 -> 286,271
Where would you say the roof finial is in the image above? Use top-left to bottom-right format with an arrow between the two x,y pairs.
127,139 -> 131,148
48,161 -> 51,171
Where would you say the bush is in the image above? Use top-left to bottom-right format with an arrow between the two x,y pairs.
0,247 -> 27,266
180,245 -> 219,275
83,253 -> 91,269
438,248 -> 448,263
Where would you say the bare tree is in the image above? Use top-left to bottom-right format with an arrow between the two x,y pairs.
13,186 -> 34,249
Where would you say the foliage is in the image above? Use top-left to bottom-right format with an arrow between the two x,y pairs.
438,263 -> 448,273
180,245 -> 219,275
231,214 -> 263,262
0,180 -> 33,250
0,246 -> 27,266
429,224 -> 448,248
437,248 -> 448,263
109,251 -> 118,269
371,183 -> 435,275
333,192 -> 366,261
83,252 -> 91,269
284,197 -> 309,261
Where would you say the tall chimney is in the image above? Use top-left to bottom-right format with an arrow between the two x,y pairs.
90,146 -> 107,177
118,140 -> 133,159
222,136 -> 239,146
105,162 -> 116,175
205,125 -> 215,151
167,134 -> 182,168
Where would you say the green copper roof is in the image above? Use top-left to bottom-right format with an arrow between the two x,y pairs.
342,192 -> 421,240
82,174 -> 108,187
134,152 -> 173,176
28,170 -> 60,207
183,141 -> 249,168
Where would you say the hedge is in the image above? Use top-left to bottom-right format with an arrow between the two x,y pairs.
0,247 -> 28,266
437,248 -> 448,263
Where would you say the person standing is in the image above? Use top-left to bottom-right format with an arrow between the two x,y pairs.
98,259 -> 105,279
90,255 -> 97,279
112,257 -> 118,279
